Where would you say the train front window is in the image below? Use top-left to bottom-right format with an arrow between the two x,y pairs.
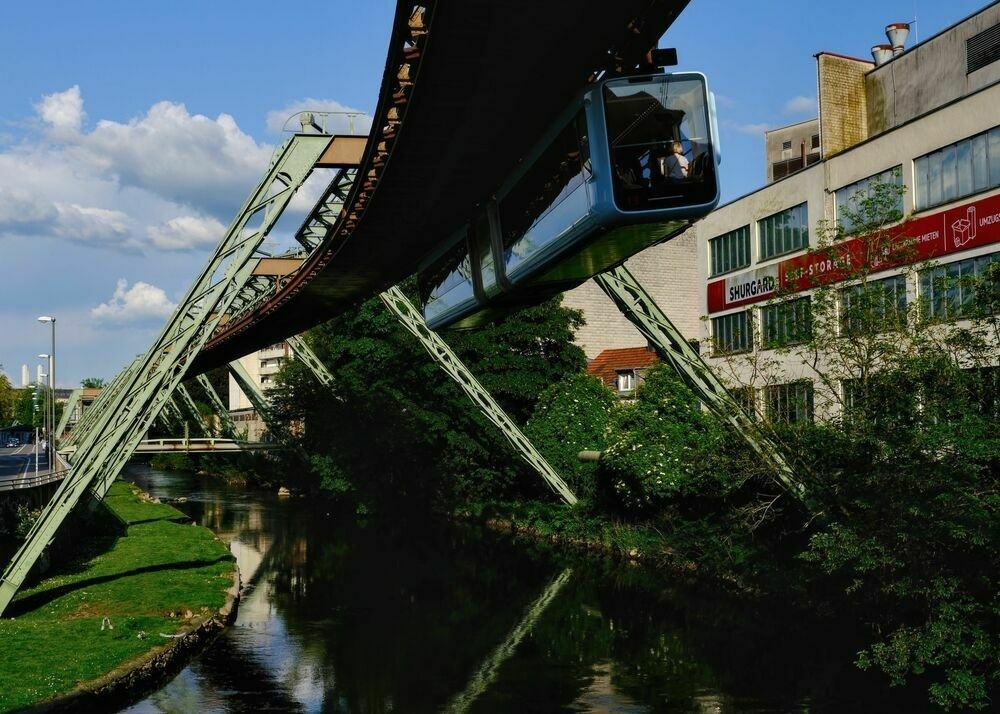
604,74 -> 717,213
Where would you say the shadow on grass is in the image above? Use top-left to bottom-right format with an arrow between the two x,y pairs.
9,554 -> 234,617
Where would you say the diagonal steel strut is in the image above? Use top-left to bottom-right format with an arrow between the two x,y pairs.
593,265 -> 806,500
378,286 -> 578,505
0,133 -> 333,615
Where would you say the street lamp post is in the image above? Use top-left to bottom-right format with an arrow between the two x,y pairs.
38,316 -> 56,467
39,355 -> 52,471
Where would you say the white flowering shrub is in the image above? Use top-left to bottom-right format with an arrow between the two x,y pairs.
598,366 -> 727,514
524,372 -> 619,501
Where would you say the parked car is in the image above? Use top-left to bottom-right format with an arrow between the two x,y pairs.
6,439 -> 18,448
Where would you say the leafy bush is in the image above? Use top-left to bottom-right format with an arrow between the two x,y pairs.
524,372 -> 618,501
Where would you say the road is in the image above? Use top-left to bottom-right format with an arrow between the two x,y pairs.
0,440 -> 57,491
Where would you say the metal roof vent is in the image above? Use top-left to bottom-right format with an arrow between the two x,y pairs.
871,44 -> 894,65
886,22 -> 910,55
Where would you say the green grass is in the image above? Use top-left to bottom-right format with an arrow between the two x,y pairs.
0,481 -> 236,711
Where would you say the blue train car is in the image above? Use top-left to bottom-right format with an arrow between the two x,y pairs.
420,72 -> 720,329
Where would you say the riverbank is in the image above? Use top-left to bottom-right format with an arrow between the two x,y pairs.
0,480 -> 239,712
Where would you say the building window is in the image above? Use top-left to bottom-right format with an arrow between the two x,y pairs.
759,203 -> 808,260
914,126 -> 1000,211
810,134 -> 820,149
765,381 -> 814,423
834,166 -> 904,236
712,311 -> 752,355
709,225 -> 751,276
839,274 -> 908,334
761,297 -> 812,348
781,140 -> 792,151
616,370 -> 637,394
919,251 -> 999,321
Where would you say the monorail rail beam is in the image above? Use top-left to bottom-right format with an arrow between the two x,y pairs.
0,132 -> 332,615
378,286 -> 577,506
593,265 -> 806,500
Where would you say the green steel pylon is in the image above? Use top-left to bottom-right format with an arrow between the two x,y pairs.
62,357 -> 141,450
55,389 -> 81,440
196,374 -> 239,438
227,360 -> 272,423
0,132 -> 333,615
286,334 -> 337,389
593,265 -> 806,500
378,286 -> 578,506
176,383 -> 209,437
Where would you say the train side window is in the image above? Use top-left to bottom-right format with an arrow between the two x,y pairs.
498,113 -> 590,278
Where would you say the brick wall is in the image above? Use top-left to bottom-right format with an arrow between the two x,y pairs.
562,229 -> 702,359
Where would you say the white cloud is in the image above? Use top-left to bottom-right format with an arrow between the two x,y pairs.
35,86 -> 85,135
146,214 -> 227,251
0,187 -> 57,225
784,95 -> 817,114
91,278 -> 176,324
75,101 -> 273,216
265,99 -> 373,135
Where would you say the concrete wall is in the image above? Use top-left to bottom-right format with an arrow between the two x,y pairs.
866,5 -> 1000,136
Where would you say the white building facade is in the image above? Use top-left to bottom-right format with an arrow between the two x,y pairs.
695,4 -> 1000,421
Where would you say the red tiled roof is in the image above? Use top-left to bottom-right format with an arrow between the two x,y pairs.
586,347 -> 659,387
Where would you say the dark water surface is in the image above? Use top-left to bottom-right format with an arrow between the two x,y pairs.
119,465 -> 933,713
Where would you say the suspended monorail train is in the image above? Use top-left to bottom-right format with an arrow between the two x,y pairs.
419,71 -> 721,330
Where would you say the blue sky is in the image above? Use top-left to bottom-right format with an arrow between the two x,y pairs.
0,0 -> 990,388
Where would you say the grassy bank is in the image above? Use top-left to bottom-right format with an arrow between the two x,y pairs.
0,481 -> 236,711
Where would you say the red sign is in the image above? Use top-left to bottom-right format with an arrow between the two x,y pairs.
707,192 -> 1000,313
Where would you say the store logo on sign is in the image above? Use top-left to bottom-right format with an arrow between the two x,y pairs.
726,268 -> 777,305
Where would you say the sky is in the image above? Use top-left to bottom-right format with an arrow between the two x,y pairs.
0,0 -> 991,389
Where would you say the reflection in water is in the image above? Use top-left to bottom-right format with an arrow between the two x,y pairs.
445,568 -> 571,713
122,465 -> 936,713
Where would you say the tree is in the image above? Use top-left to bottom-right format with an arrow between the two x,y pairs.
268,283 -> 587,510
80,377 -> 105,388
713,178 -> 999,710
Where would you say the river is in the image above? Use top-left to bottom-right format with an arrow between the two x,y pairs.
119,464 -> 934,713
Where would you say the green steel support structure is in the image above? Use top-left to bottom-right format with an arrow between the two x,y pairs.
0,132 -> 333,615
592,265 -> 806,499
378,286 -> 578,506
228,360 -> 273,423
61,357 -> 140,449
286,334 -> 337,389
176,383 -> 209,437
196,374 -> 239,438
55,389 -> 81,440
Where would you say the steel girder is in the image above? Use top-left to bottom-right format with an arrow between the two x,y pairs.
294,170 -> 356,252
55,389 -> 81,440
377,286 -> 578,505
196,374 -> 238,438
0,133 -> 332,615
592,265 -> 806,499
61,356 -> 141,449
175,383 -> 209,437
228,360 -> 272,421
286,334 -> 337,389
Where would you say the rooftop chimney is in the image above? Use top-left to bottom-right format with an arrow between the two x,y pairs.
871,44 -> 894,66
886,22 -> 910,56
